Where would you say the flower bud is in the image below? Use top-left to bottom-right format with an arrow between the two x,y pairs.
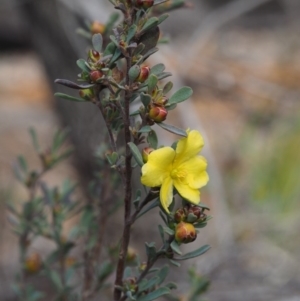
137,66 -> 150,83
126,247 -> 137,263
174,208 -> 187,223
123,277 -> 138,293
65,257 -> 76,267
88,49 -> 101,63
148,105 -> 168,123
79,88 -> 94,101
89,70 -> 103,83
175,222 -> 197,244
142,147 -> 154,163
90,21 -> 105,34
139,261 -> 147,271
136,0 -> 154,9
24,253 -> 42,274
153,96 -> 168,107
187,206 -> 207,223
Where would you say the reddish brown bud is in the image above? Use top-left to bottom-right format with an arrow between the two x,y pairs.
175,222 -> 197,244
24,253 -> 42,274
174,208 -> 187,223
88,49 -> 101,63
136,0 -> 154,9
142,147 -> 154,163
89,70 -> 103,82
148,105 -> 168,123
187,206 -> 207,223
137,66 -> 150,83
90,21 -> 105,34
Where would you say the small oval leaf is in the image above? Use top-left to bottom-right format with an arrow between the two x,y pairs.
169,86 -> 193,105
136,287 -> 170,301
54,79 -> 94,90
92,33 -> 103,52
54,92 -> 87,102
157,123 -> 187,137
129,65 -> 141,83
147,74 -> 158,94
76,59 -> 91,73
175,244 -> 211,261
140,93 -> 151,107
147,130 -> 158,149
128,142 -> 143,167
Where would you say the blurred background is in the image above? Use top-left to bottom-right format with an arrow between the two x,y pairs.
1,0 -> 300,300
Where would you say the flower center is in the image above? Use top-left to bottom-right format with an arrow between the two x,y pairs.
171,168 -> 187,180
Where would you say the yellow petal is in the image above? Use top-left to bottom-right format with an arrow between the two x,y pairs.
141,147 -> 175,187
173,179 -> 200,205
175,130 -> 204,165
179,156 -> 209,189
160,176 -> 174,213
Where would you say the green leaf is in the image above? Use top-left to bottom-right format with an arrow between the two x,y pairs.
194,222 -> 207,229
105,12 -> 119,34
76,59 -> 91,73
140,93 -> 151,108
165,282 -> 177,290
163,81 -> 173,94
158,224 -> 165,242
17,155 -> 27,173
106,152 -> 118,165
141,17 -> 159,35
92,33 -> 103,52
175,245 -> 210,260
54,93 -> 87,102
134,43 -> 145,55
137,287 -> 170,301
156,72 -> 172,81
157,265 -> 169,285
138,126 -> 152,133
129,65 -> 141,83
157,14 -> 169,25
47,270 -> 63,290
54,79 -> 94,90
150,63 -> 165,75
104,41 -> 117,56
169,259 -> 180,267
128,142 -> 143,167
97,260 -> 114,282
133,189 -> 142,208
169,87 -> 193,105
139,276 -> 160,292
136,199 -> 159,220
29,128 -> 40,152
145,242 -> 156,261
127,24 -> 137,43
139,27 -> 160,55
109,48 -> 122,67
163,227 -> 174,236
170,240 -> 182,255
147,130 -> 158,149
157,123 -> 187,137
51,129 -> 69,153
147,74 -> 158,94
165,103 -> 177,111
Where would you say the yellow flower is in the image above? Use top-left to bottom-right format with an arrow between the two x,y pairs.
141,130 -> 209,213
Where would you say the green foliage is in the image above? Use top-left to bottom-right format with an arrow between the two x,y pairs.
10,1 -> 212,301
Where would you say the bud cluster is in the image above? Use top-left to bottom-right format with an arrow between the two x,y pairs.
173,205 -> 208,244
147,88 -> 169,123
